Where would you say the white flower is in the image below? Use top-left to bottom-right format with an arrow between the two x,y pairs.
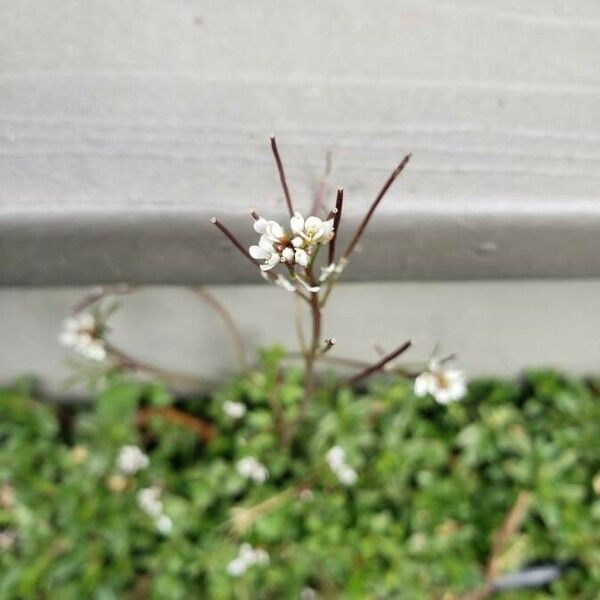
249,235 -> 281,271
237,457 -> 269,483
223,400 -> 247,419
325,446 -> 346,470
250,212 -> 334,272
226,556 -> 247,577
326,446 -> 358,486
336,464 -> 358,486
227,543 -> 270,577
155,514 -> 173,535
137,486 -> 163,518
117,445 -> 149,475
291,212 -> 334,246
414,360 -> 466,405
59,313 -> 107,361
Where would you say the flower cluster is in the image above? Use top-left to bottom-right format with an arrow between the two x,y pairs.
226,543 -> 270,577
325,446 -> 357,486
117,445 -> 149,475
59,313 -> 107,361
136,486 -> 173,535
414,360 -> 466,405
236,456 -> 269,483
249,212 -> 334,272
223,400 -> 247,420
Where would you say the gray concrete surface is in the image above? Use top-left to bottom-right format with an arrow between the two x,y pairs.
1,281 -> 599,395
2,1 -> 600,284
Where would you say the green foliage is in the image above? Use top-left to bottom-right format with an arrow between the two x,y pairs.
1,363 -> 599,599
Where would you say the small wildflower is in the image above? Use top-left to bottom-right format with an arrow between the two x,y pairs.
137,486 -> 163,517
291,213 -> 334,246
155,514 -> 173,535
107,474 -> 128,494
336,463 -> 358,487
250,212 -> 334,272
70,445 -> 88,465
117,445 -> 149,475
227,543 -> 270,577
414,360 -> 466,405
226,556 -> 248,577
237,457 -> 269,483
223,400 -> 247,419
325,446 -> 346,471
326,446 -> 357,486
59,313 -> 107,361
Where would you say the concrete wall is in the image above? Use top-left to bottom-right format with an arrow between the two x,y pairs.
2,0 -> 600,284
2,281 -> 599,396
1,1 -> 599,386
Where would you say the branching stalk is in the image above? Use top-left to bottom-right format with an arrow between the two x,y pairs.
346,340 -> 412,386
105,342 -> 211,389
270,135 -> 294,217
191,287 -> 248,372
342,154 -> 411,259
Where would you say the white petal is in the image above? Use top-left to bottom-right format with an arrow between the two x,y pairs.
266,221 -> 285,242
414,373 -> 434,397
290,212 -> 305,235
253,217 -> 268,234
227,557 -> 247,577
291,236 -> 304,248
281,247 -> 294,262
249,245 -> 269,260
304,216 -> 323,230
337,464 -> 357,486
326,446 -> 345,469
258,235 -> 275,251
78,313 -> 95,330
294,248 -> 309,266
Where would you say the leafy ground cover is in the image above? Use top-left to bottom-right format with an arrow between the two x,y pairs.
1,354 -> 599,599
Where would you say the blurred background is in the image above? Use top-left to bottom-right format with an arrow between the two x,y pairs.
1,1 -> 600,391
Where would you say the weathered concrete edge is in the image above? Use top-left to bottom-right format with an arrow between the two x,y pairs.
2,201 -> 600,286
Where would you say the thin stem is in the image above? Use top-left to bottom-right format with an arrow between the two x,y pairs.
342,154 -> 411,259
211,218 -> 258,268
285,352 -> 369,369
270,135 -> 294,217
105,342 -> 211,389
190,287 -> 248,372
293,294 -> 308,355
346,340 -> 412,386
311,150 -> 333,216
328,187 -> 344,265
136,406 -> 215,442
72,284 -> 136,314
212,217 -> 310,304
320,338 -> 336,355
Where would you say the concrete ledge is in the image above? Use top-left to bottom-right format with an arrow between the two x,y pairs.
2,199 -> 600,285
